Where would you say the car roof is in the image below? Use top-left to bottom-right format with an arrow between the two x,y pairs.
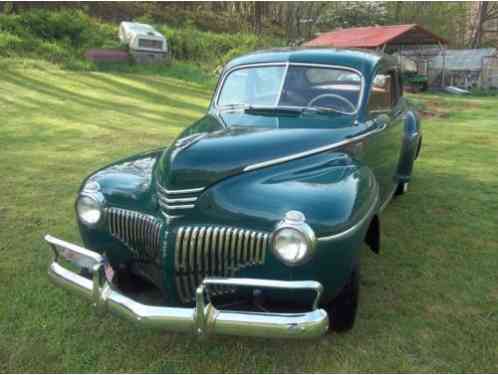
224,47 -> 396,76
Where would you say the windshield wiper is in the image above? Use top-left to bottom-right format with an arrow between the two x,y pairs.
218,103 -> 250,111
218,104 -> 303,115
244,105 -> 304,114
219,104 -> 350,115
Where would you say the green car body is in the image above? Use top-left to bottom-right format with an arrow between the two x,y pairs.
47,48 -> 421,338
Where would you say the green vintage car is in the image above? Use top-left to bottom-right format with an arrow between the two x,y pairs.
46,48 -> 422,339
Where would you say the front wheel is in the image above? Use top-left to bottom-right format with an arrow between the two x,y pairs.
324,264 -> 360,332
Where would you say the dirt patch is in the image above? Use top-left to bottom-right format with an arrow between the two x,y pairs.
419,99 -> 451,118
431,207 -> 452,215
420,108 -> 450,119
417,97 -> 480,119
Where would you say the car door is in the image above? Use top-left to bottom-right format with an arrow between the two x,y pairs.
363,69 -> 404,203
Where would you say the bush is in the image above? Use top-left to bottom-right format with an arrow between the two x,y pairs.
158,25 -> 282,68
0,31 -> 22,53
468,87 -> 498,96
0,9 -> 283,72
0,9 -> 119,68
0,9 -> 117,50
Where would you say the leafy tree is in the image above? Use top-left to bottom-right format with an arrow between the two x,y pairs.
317,2 -> 389,30
469,1 -> 498,48
385,2 -> 469,48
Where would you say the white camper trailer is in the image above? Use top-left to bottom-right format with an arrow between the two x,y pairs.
118,22 -> 168,64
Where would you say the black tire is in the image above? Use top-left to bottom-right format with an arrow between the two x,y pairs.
325,264 -> 360,333
395,181 -> 408,196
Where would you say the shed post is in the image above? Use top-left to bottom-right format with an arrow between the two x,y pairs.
480,56 -> 485,89
439,42 -> 446,87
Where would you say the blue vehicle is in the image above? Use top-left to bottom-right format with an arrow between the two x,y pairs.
46,48 -> 422,339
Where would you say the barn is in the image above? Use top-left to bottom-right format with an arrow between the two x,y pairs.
304,24 -> 449,88
304,25 -> 498,89
304,24 -> 447,53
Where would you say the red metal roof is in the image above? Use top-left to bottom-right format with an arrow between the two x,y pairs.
304,24 -> 447,49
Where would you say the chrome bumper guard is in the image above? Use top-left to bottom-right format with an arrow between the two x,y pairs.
45,235 -> 329,339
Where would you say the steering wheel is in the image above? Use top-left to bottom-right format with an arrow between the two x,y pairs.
307,93 -> 356,113
281,89 -> 308,106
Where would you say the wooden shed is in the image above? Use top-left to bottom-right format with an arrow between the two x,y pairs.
305,25 -> 449,88
304,24 -> 447,52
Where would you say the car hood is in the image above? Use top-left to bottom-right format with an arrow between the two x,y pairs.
156,112 -> 358,190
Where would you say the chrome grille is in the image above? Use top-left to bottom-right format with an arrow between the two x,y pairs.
156,182 -> 204,217
174,225 -> 270,303
138,39 -> 163,50
106,207 -> 162,261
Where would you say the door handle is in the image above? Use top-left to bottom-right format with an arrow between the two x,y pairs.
375,122 -> 387,133
369,119 -> 387,134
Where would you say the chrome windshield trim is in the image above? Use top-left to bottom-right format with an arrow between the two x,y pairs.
243,123 -> 384,172
214,62 -> 365,116
274,62 -> 289,107
317,184 -> 379,242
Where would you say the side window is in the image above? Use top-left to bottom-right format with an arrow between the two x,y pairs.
218,70 -> 249,105
367,70 -> 399,113
368,74 -> 392,112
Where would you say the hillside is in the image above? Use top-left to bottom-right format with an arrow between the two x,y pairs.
0,9 -> 283,73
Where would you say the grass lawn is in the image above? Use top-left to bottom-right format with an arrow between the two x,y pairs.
1,64 -> 497,373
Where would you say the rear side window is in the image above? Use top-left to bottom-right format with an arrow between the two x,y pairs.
305,68 -> 361,85
368,74 -> 392,112
368,70 -> 400,113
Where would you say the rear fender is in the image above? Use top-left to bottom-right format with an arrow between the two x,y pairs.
396,110 -> 422,182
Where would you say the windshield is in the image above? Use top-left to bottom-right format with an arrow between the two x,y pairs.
217,65 -> 362,114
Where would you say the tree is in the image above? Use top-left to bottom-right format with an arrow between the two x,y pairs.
470,2 -> 498,48
385,2 -> 469,48
317,2 -> 389,30
253,1 -> 263,35
0,1 -> 475,48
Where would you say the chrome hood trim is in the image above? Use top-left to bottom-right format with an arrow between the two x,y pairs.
244,121 -> 383,172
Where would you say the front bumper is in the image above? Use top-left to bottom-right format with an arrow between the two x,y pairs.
45,235 -> 329,339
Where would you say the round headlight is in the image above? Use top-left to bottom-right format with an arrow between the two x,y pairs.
272,228 -> 309,264
271,211 -> 316,266
77,195 -> 102,226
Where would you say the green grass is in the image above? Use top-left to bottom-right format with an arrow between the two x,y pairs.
1,64 -> 497,372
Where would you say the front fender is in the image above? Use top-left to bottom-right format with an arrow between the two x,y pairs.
198,151 -> 378,238
79,148 -> 163,213
196,150 -> 379,301
76,149 -> 163,264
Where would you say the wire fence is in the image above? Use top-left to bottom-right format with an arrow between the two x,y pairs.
482,56 -> 498,89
